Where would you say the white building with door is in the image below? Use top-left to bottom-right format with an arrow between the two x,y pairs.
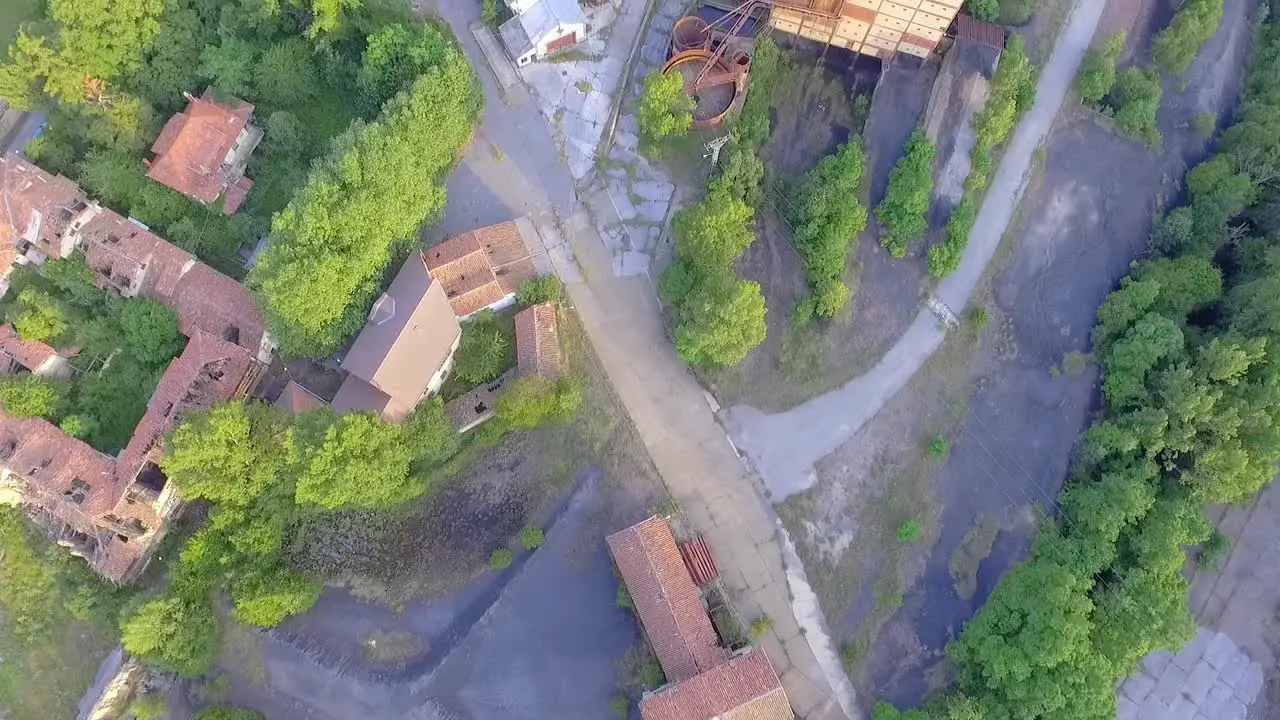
498,0 -> 586,66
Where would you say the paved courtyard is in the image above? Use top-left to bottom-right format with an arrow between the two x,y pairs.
1119,477 -> 1280,719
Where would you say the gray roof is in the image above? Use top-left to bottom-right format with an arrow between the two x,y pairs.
516,0 -> 585,49
500,15 -> 534,58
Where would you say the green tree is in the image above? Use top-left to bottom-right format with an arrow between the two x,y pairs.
77,147 -> 147,210
672,196 -> 756,269
251,48 -> 482,358
357,23 -> 450,110
119,299 -> 184,368
131,694 -> 166,720
965,0 -> 998,21
0,375 -> 66,419
453,310 -> 511,384
253,38 -> 318,108
1152,0 -> 1224,74
520,525 -> 544,549
1132,256 -> 1221,320
294,413 -> 421,509
229,565 -> 323,626
792,139 -> 867,313
199,38 -> 258,97
163,403 -> 291,506
121,596 -> 221,677
1075,32 -> 1125,106
1111,67 -> 1163,146
12,289 -> 68,343
636,69 -> 694,153
876,129 -> 936,256
1100,313 -> 1183,408
516,275 -> 565,305
673,274 -> 767,366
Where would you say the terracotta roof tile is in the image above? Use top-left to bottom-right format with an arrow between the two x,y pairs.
0,153 -> 88,257
115,330 -> 255,484
423,219 -> 541,317
514,303 -> 561,378
77,208 -> 195,299
606,515 -> 724,682
0,412 -> 121,519
165,262 -> 266,353
147,88 -> 254,205
640,647 -> 793,720
0,324 -> 57,372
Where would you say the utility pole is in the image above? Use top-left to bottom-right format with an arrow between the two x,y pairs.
703,135 -> 731,166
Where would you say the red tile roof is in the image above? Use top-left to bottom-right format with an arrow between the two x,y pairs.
423,219 -> 541,317
955,14 -> 1007,49
0,412 -> 121,519
77,208 -> 195,299
514,302 -> 561,378
606,515 -> 724,682
0,324 -> 58,372
76,208 -> 265,355
115,330 -> 255,484
640,647 -> 793,720
163,262 -> 266,353
0,153 -> 88,258
147,88 -> 254,205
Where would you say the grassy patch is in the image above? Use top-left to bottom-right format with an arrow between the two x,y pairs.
948,514 -> 1001,600
1061,350 -> 1092,375
219,617 -> 269,688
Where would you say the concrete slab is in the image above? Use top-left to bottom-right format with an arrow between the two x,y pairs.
1203,631 -> 1238,670
1184,661 -> 1218,705
1173,627 -> 1213,672
1154,663 -> 1189,704
1122,672 -> 1156,704
1142,649 -> 1174,677
1231,661 -> 1263,704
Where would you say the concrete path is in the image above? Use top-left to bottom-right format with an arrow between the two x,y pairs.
725,0 -> 1108,501
431,0 -> 857,716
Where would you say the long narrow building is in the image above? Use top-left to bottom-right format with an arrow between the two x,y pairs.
0,152 -> 270,582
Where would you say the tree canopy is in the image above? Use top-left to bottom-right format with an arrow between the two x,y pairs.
876,128 -> 936,257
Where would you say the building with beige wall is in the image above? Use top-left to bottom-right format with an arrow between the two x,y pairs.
768,0 -> 961,60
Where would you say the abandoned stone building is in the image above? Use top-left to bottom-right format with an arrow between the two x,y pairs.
0,152 -> 270,583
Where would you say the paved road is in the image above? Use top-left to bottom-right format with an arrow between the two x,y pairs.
427,1 -> 857,717
725,0 -> 1108,501
2,110 -> 44,155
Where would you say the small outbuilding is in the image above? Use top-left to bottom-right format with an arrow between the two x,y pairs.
499,0 -> 587,67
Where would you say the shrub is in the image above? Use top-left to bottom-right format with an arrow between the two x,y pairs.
1194,112 -> 1217,137
615,584 -> 634,609
497,375 -> 583,429
966,305 -> 989,330
516,275 -> 565,305
121,595 -> 221,677
131,694 -> 166,720
1198,530 -> 1230,569
482,0 -> 498,26
928,436 -> 950,459
876,129 -> 936,256
520,525 -> 544,550
610,693 -> 630,718
453,310 -> 512,384
1152,0 -> 1225,74
489,549 -> 514,570
967,0 -> 999,22
636,70 -> 694,154
193,707 -> 266,720
1111,66 -> 1163,146
750,615 -> 773,637
792,139 -> 867,312
0,375 -> 66,419
1075,32 -> 1125,106
897,520 -> 922,543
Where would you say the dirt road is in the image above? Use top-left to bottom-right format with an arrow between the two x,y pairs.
725,0 -> 1108,501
